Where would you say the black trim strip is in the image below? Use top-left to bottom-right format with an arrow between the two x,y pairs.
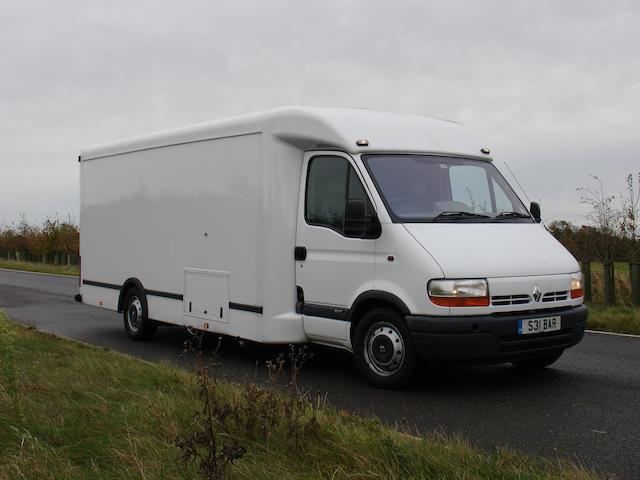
82,279 -> 120,290
84,280 -> 264,314
229,302 -> 263,314
146,289 -> 183,300
83,280 -> 183,301
303,303 -> 350,321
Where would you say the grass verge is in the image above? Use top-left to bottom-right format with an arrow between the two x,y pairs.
586,304 -> 640,335
0,311 -> 603,480
0,259 -> 79,276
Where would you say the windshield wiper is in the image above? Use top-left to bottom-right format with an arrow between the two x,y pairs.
432,211 -> 490,222
494,211 -> 532,219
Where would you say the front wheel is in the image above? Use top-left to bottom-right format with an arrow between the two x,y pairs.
353,308 -> 417,389
123,288 -> 157,341
511,351 -> 563,370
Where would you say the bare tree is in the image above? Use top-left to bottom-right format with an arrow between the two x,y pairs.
578,175 -> 618,264
578,175 -> 621,305
620,172 -> 640,263
619,172 -> 640,306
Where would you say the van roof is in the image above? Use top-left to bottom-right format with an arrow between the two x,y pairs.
81,106 -> 491,161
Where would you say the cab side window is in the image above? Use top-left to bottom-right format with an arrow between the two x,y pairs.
305,156 -> 374,236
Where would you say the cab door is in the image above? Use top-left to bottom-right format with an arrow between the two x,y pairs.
295,152 -> 379,347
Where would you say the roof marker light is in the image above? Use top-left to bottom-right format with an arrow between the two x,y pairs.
480,147 -> 491,155
356,139 -> 369,147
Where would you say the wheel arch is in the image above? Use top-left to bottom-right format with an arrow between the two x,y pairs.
117,277 -> 146,313
348,290 -> 410,343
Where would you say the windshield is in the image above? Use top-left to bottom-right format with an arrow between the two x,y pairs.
362,154 -> 532,223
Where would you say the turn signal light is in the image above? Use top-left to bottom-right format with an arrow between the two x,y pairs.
570,273 -> 583,299
430,296 -> 490,307
571,288 -> 584,299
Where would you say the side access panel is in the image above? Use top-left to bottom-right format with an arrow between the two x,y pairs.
183,269 -> 230,329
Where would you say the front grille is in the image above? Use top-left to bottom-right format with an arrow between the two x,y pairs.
491,294 -> 531,306
491,290 -> 569,306
542,291 -> 568,302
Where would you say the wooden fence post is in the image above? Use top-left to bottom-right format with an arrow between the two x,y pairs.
603,261 -> 615,306
581,261 -> 592,302
631,262 -> 640,307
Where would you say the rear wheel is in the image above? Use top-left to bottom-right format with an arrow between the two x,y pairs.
123,288 -> 157,341
511,351 -> 562,370
353,308 -> 417,389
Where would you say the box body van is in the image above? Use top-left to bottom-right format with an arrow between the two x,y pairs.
78,107 -> 587,387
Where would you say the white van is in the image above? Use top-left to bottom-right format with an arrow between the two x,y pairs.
77,107 -> 587,388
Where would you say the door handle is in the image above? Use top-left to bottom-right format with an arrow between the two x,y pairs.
294,246 -> 307,261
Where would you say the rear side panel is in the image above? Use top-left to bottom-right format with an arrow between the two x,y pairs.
80,134 -> 264,340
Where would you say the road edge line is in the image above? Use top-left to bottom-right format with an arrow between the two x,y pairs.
0,267 -> 78,279
585,329 -> 640,339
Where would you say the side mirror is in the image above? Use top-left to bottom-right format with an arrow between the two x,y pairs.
530,201 -> 541,223
345,199 -> 381,238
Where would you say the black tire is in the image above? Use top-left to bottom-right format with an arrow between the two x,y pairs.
123,288 -> 157,341
353,308 -> 417,389
511,351 -> 563,370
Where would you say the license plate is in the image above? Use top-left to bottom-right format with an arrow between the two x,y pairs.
518,316 -> 561,335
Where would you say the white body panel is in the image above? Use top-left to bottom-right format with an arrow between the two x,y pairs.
79,106 -> 583,351
80,133 -> 275,340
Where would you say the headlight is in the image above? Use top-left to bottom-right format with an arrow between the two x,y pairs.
570,272 -> 583,299
428,279 -> 489,307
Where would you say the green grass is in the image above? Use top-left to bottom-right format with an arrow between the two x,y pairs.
580,262 -> 640,335
586,304 -> 640,335
0,311 -> 603,480
0,259 -> 79,276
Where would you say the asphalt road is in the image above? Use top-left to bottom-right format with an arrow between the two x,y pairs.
1,268 -> 639,479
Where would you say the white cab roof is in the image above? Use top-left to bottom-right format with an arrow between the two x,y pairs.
81,106 -> 490,161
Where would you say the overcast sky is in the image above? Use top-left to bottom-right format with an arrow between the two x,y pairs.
1,0 -> 638,227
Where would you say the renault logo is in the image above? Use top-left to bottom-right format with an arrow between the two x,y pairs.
532,286 -> 542,302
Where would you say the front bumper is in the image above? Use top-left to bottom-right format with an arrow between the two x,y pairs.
406,304 -> 587,363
